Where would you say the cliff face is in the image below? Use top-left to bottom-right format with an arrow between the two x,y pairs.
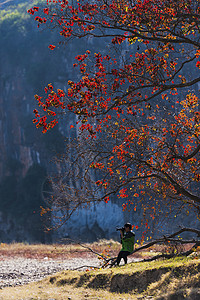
0,0 -> 130,242
0,1 -> 198,243
0,1 -> 68,242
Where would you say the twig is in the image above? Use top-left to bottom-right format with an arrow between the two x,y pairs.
72,265 -> 99,270
101,257 -> 117,268
131,227 -> 200,255
61,238 -> 110,264
140,241 -> 200,262
59,227 -> 200,269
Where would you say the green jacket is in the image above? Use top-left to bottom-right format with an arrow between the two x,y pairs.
121,231 -> 135,253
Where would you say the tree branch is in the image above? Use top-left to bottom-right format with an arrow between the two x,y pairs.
168,144 -> 200,162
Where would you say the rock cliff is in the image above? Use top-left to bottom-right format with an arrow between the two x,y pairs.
0,0 -> 198,243
0,0 -> 135,242
0,0 -> 68,242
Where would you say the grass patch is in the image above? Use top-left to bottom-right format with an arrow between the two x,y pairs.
51,257 -> 200,299
0,240 -> 166,261
0,240 -> 121,259
0,278 -> 137,300
1,256 -> 199,299
0,242 -> 200,299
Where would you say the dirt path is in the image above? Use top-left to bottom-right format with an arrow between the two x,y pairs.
0,256 -> 100,289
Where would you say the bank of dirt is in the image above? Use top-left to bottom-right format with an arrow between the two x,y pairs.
48,258 -> 200,299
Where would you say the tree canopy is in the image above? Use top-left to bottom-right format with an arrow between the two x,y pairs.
29,0 -> 200,232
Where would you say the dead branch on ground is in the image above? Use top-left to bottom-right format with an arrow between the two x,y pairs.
59,227 -> 200,269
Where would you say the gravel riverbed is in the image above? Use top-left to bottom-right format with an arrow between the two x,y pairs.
0,256 -> 100,289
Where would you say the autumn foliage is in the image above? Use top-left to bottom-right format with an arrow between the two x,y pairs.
28,0 -> 200,227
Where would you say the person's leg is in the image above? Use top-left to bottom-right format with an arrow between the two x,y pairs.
123,252 -> 128,264
116,251 -> 124,265
121,251 -> 130,264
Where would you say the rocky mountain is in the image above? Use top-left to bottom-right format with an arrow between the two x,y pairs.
0,0 -> 134,242
0,0 -> 71,242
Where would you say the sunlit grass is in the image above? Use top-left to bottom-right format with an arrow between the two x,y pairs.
0,240 -> 198,261
0,255 -> 199,299
0,240 -> 121,259
0,277 -> 137,300
0,241 -> 199,299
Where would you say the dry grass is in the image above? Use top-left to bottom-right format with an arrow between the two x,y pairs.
1,255 -> 199,299
0,242 -> 88,259
0,240 -> 161,261
145,260 -> 200,298
0,240 -> 122,260
0,241 -> 199,299
0,277 -> 138,300
0,283 -> 136,299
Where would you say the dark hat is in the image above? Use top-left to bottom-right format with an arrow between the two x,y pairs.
124,222 -> 132,229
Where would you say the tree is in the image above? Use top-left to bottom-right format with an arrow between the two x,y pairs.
28,0 -> 200,233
